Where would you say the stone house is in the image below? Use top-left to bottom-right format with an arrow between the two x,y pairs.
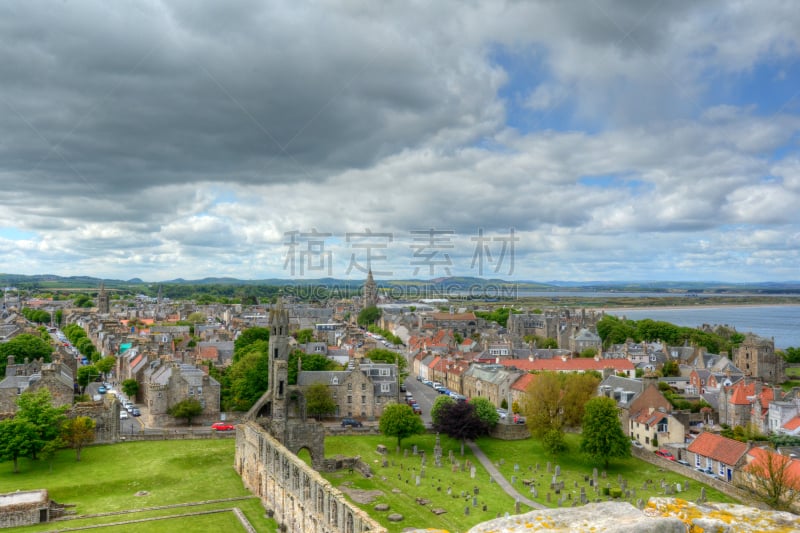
297,358 -> 399,420
626,384 -> 685,451
598,375 -> 645,432
0,358 -> 73,413
510,373 -> 535,411
767,388 -> 800,435
461,364 -> 522,408
0,489 -> 66,529
422,311 -> 480,337
718,379 -> 776,434
142,361 -> 221,427
568,328 -> 602,354
687,431 -> 750,483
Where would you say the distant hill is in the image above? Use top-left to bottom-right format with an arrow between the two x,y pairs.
1,273 -> 799,293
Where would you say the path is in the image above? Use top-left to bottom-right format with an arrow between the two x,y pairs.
466,441 -> 546,510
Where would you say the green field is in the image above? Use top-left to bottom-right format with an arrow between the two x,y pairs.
1,435 -> 740,533
0,440 -> 275,533
319,433 -> 737,533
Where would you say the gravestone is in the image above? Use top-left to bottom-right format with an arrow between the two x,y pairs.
464,506 -> 469,516
499,458 -> 505,466
433,434 -> 442,467
472,496 -> 478,507
580,487 -> 587,504
536,463 -> 540,471
546,493 -> 551,503
601,471 -> 607,478
473,486 -> 480,495
684,480 -> 689,490
515,500 -> 521,513
676,483 -> 681,493
547,462 -> 552,473
447,487 -> 451,495
470,466 -> 476,479
636,499 -> 644,510
631,488 -> 636,498
532,486 -> 538,498
482,504 -> 487,511
514,463 -> 519,472
382,458 -> 388,468
413,445 -> 418,455
420,468 -> 426,478
555,465 -> 561,477
404,449 -> 409,458
511,475 -> 516,484
449,450 -> 454,463
617,474 -> 622,484
699,487 -> 706,503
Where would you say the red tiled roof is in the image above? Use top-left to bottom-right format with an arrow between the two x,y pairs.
511,373 -> 535,392
431,312 -> 477,321
197,346 -> 218,361
783,416 -> 800,432
746,448 -> 800,490
728,381 -> 756,405
687,432 -> 748,466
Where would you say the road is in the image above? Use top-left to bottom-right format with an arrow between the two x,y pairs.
402,376 -> 441,426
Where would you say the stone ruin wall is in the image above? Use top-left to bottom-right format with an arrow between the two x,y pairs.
235,422 -> 385,533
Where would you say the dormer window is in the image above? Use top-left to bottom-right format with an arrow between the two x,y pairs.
332,377 -> 339,385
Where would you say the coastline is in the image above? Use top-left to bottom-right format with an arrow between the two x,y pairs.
604,302 -> 800,312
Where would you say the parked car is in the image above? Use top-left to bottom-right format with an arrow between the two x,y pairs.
131,408 -> 141,417
98,385 -> 107,394
211,422 -> 235,431
676,460 -> 690,466
697,467 -> 715,476
655,449 -> 676,461
496,408 -> 508,419
422,379 -> 432,386
120,411 -> 129,419
341,418 -> 363,428
631,440 -> 644,448
411,404 -> 422,415
399,383 -> 407,392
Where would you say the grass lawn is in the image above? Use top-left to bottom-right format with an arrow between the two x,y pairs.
322,433 -> 534,533
475,434 -> 738,507
785,367 -> 800,378
319,433 -> 740,532
0,440 -> 276,533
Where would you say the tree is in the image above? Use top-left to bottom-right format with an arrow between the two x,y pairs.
77,365 -> 99,393
0,333 -> 53,375
434,400 -> 490,455
542,428 -> 568,455
305,383 -> 337,420
524,372 -> 562,437
661,360 -> 680,377
186,311 -> 207,324
121,379 -> 139,399
430,395 -> 455,426
744,447 -> 800,511
469,396 -> 499,428
60,416 -> 95,461
295,328 -> 314,344
0,418 -> 38,473
15,389 -> 68,460
579,397 -> 631,468
579,347 -> 598,358
560,372 -> 601,428
228,342 -> 270,410
781,347 -> 800,364
95,356 -> 116,377
233,327 -> 270,363
168,398 -> 204,425
357,305 -> 381,326
379,403 -> 425,449
288,350 -> 338,385
73,293 -> 93,307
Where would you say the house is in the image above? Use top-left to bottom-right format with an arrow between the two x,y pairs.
510,373 -> 535,411
143,361 -> 221,427
718,379 -> 777,434
568,328 -> 602,354
297,358 -> 398,419
626,384 -> 685,451
497,355 -> 635,378
737,446 -> 800,512
733,334 -> 785,383
0,358 -> 73,413
768,389 -> 800,435
461,364 -> 522,408
686,432 -> 750,483
424,311 -> 480,337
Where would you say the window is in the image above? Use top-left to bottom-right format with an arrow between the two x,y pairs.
361,383 -> 366,391
719,462 -> 725,475
695,455 -> 701,467
347,396 -> 352,404
706,457 -> 712,469
361,395 -> 366,404
347,383 -> 352,391
381,383 -> 390,393
657,421 -> 668,433
645,437 -> 649,444
380,368 -> 389,376
332,377 -> 338,385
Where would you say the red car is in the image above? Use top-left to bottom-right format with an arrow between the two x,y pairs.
655,449 -> 675,461
211,422 -> 235,431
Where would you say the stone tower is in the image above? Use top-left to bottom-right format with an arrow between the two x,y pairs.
363,269 -> 377,310
245,298 -> 325,468
97,282 -> 110,314
734,334 -> 784,383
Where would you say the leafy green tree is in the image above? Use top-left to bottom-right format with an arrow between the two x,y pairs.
288,350 -> 339,385
0,418 -> 38,473
365,348 -> 407,377
434,399 -> 490,455
579,347 -> 598,358
579,397 -> 630,468
233,327 -> 270,363
15,389 -> 68,460
54,309 -> 63,326
295,329 -> 314,344
60,416 -> 95,461
305,383 -> 337,420
469,396 -> 499,427
73,294 -> 93,307
95,356 -> 116,377
186,311 -> 207,324
228,341 -> 269,410
379,403 -> 425,449
357,305 -> 381,326
40,437 -> 64,473
121,379 -> 139,399
77,365 -> 99,393
781,347 -> 800,364
0,334 -> 53,375
431,395 -> 455,426
661,360 -> 680,377
561,372 -> 601,428
524,372 -> 563,437
168,398 -> 204,425
542,428 -> 568,455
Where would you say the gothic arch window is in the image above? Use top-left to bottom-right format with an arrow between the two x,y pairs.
317,488 -> 324,514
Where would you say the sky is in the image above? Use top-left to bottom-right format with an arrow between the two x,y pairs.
1,1 -> 799,283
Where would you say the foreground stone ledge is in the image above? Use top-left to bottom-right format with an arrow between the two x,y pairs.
405,498 -> 798,533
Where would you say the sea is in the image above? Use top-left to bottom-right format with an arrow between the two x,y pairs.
606,305 -> 800,350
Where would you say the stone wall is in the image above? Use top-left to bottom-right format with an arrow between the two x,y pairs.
235,422 -> 385,533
